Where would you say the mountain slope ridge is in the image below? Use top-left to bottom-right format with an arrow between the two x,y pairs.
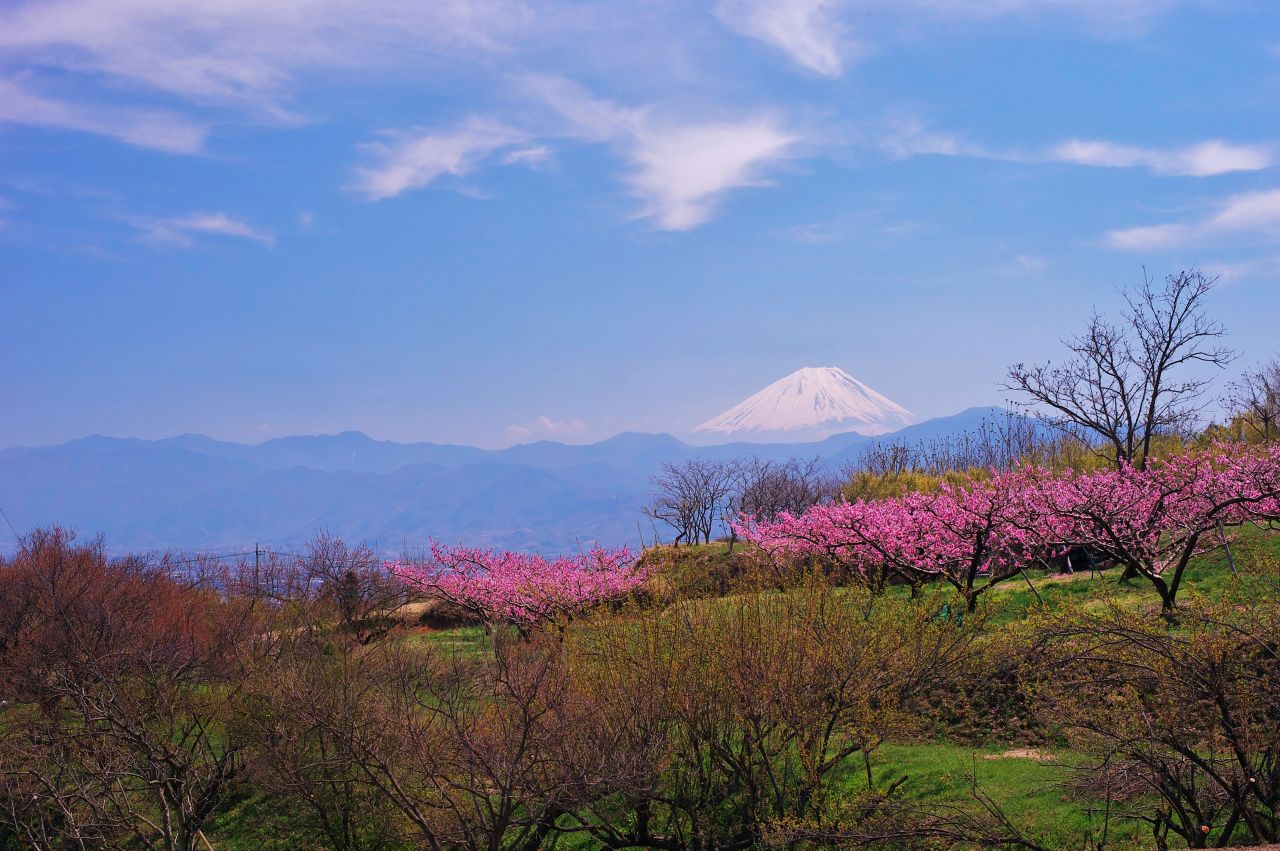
695,366 -> 914,440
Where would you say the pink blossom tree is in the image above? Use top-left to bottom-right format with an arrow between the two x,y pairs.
739,466 -> 1069,610
1214,441 -> 1280,523
735,497 -> 917,595
390,543 -> 644,635
912,467 -> 1070,611
744,444 -> 1280,613
1041,443 -> 1280,612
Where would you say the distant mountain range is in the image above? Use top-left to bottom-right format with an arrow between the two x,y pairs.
0,406 -> 1003,555
695,366 -> 914,441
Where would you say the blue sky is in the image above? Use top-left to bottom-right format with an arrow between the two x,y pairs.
2,0 -> 1278,448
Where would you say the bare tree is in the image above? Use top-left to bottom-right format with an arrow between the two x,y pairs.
1006,269 -> 1235,469
560,582 -> 985,849
1225,354 -> 1280,442
853,410 -> 1052,478
721,456 -> 838,548
240,634 -> 419,851
300,532 -> 409,644
290,635 -> 575,851
0,528 -> 254,851
643,459 -> 735,546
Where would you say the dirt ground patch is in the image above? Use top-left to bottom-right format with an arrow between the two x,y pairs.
983,747 -> 1055,762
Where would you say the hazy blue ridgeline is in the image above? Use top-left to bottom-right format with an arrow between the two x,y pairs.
0,407 -> 1004,555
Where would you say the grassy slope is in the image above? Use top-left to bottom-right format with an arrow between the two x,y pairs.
844,741 -> 1155,850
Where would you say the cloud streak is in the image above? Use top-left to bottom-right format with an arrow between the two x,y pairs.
714,0 -> 853,76
625,119 -> 798,230
351,119 -> 534,201
0,77 -> 207,153
715,0 -> 1181,76
128,211 -> 275,246
0,0 -> 535,113
874,117 -> 1272,178
357,77 -> 802,230
1050,139 -> 1273,177
1106,189 -> 1280,250
507,416 -> 588,439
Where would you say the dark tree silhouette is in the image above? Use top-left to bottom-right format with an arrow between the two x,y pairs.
1006,269 -> 1234,469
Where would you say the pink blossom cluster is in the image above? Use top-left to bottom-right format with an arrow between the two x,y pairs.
737,443 -> 1280,608
390,543 -> 644,628
737,466 -> 1069,600
1040,442 -> 1280,594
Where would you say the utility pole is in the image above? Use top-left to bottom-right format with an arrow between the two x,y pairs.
1218,521 -> 1238,575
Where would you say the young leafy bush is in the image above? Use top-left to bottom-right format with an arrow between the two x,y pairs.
555,580 -> 985,848
921,620 -> 1044,746
236,634 -> 412,851
635,541 -> 769,602
244,631 -> 581,851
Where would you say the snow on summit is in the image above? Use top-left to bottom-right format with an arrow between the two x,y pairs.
694,367 -> 914,441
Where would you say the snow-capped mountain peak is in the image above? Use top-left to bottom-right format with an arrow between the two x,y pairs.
694,367 -> 914,441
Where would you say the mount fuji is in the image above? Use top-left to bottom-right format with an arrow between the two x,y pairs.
693,367 -> 915,442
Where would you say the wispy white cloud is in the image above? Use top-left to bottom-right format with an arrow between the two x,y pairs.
0,77 -> 207,153
714,0 -> 853,77
872,116 -> 1272,178
519,74 -> 633,142
350,119 -> 531,201
127,211 -> 275,246
1049,139 -> 1273,176
1106,189 -> 1280,250
500,145 -> 553,167
625,119 -> 798,230
525,76 -> 801,230
506,416 -> 588,439
0,0 -> 564,160
782,208 -> 921,244
357,77 -> 802,230
1013,253 -> 1047,272
715,0 -> 1180,76
877,116 -> 986,160
1202,256 -> 1280,286
0,0 -> 536,114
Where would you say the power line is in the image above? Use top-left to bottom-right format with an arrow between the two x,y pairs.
157,550 -> 258,568
0,515 -> 309,569
0,505 -> 17,541
153,548 -> 304,569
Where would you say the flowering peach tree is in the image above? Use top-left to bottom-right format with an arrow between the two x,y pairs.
1044,443 -> 1280,610
390,543 -> 644,633
738,466 -> 1069,610
739,443 -> 1280,612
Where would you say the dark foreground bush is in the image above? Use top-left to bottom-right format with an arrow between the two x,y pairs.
1025,594 -> 1280,849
